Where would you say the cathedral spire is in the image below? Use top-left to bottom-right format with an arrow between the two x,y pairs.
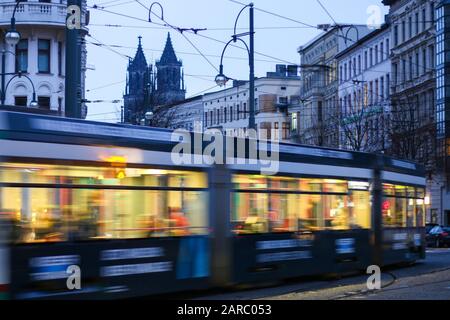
129,35 -> 148,71
158,32 -> 180,65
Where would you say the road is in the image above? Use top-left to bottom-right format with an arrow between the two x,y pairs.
194,248 -> 450,300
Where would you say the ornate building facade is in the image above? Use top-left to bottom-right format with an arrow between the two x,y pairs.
123,33 -> 185,125
0,0 -> 88,117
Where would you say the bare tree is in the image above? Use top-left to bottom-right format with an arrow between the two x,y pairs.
149,105 -> 178,128
335,106 -> 386,152
387,97 -> 437,172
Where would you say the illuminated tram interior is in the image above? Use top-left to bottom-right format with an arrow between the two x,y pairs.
0,163 -> 425,243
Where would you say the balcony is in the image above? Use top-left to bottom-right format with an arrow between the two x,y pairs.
0,1 -> 68,28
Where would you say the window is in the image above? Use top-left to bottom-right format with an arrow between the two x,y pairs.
431,2 -> 435,23
402,20 -> 406,42
224,107 -> 227,123
15,39 -> 28,73
291,112 -> 297,132
380,76 -> 384,100
38,39 -> 51,73
1,164 -> 208,242
386,38 -> 390,56
282,122 -> 290,140
394,25 -> 399,46
369,48 -> 373,67
402,59 -> 406,82
408,16 -> 412,39
231,175 -> 370,232
38,96 -> 50,109
415,12 -> 419,35
204,112 -> 208,126
375,45 -> 378,64
422,8 -> 426,31
243,102 -> 247,119
380,42 -> 384,61
415,52 -> 419,77
386,74 -> 390,97
423,48 -> 427,74
14,96 -> 27,106
409,55 -> 413,80
58,41 -> 63,76
393,63 -> 398,85
358,55 -> 361,74
364,51 -> 368,70
429,45 -> 434,68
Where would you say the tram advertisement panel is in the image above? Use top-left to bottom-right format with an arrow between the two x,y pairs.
231,230 -> 371,283
9,236 -> 210,299
382,227 -> 425,265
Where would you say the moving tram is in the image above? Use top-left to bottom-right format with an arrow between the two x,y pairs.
0,111 -> 426,299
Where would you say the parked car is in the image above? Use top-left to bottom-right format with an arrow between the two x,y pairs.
426,223 -> 440,234
426,226 -> 450,247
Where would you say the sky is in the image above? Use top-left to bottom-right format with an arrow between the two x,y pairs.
85,0 -> 389,123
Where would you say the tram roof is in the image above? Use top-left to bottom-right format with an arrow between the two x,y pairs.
0,110 -> 425,178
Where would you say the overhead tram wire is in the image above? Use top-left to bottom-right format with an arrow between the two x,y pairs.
87,80 -> 126,92
134,0 -> 219,73
88,5 -> 300,66
227,0 -> 435,73
89,23 -> 314,31
85,40 -> 283,64
316,0 -> 338,25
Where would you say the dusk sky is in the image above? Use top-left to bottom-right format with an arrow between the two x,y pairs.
85,0 -> 389,122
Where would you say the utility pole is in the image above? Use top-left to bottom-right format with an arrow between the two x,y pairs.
248,3 -> 256,130
65,0 -> 82,118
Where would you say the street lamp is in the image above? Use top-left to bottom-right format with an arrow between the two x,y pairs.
1,0 -> 25,107
215,2 -> 256,130
4,0 -> 23,47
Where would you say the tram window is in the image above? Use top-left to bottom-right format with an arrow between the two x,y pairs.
1,187 -> 208,243
416,188 -> 425,198
299,179 -> 322,192
383,184 -> 395,196
299,194 -> 323,230
415,199 -> 425,227
382,197 -> 406,227
0,163 -> 208,188
349,190 -> 371,229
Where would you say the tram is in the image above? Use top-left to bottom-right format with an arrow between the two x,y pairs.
0,111 -> 426,299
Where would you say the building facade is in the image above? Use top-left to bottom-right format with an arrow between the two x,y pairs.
291,25 -> 371,147
383,0 -> 440,223
0,0 -> 88,117
123,33 -> 185,125
435,0 -> 450,224
202,65 -> 300,141
151,95 -> 203,131
336,24 -> 392,153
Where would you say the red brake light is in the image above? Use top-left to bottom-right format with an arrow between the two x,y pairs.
441,232 -> 448,237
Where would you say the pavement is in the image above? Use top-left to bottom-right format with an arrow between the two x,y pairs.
193,247 -> 450,300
